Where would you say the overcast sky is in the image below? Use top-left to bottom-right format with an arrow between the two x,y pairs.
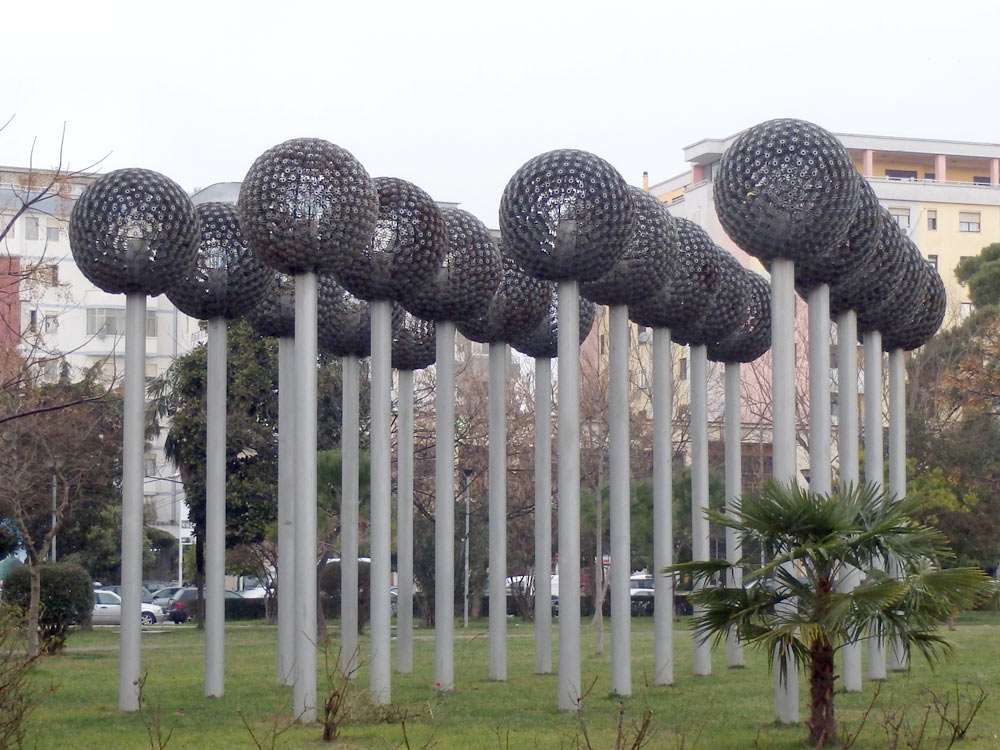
3,0 -> 997,228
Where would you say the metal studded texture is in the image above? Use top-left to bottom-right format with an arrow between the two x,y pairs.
399,207 -> 502,323
856,234 -> 928,335
237,138 -> 379,276
881,261 -> 946,351
499,149 -> 635,282
795,177 -> 883,290
457,253 -> 552,344
510,292 -> 596,360
331,177 -> 447,303
627,217 -> 722,331
317,276 -> 373,358
392,311 -> 436,371
580,186 -> 678,307
244,272 -> 295,338
69,168 -> 199,296
165,203 -> 270,320
672,248 -> 749,347
708,270 -> 772,364
829,208 -> 902,321
714,118 -> 859,265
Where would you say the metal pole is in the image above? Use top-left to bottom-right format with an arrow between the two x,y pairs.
534,356 -> 553,674
557,280 -> 581,712
724,361 -> 744,668
434,321 -> 456,692
277,336 -> 295,685
488,341 -> 507,681
608,305 -> 631,695
340,354 -> 361,678
836,311 -> 862,692
119,292 -> 146,712
50,472 -> 57,561
690,343 -> 711,677
397,368 -> 415,673
205,317 -> 227,698
808,285 -> 832,497
771,258 -> 799,723
652,327 -> 673,685
887,348 -> 908,672
864,331 -> 886,681
293,272 -> 318,722
463,470 -> 470,630
370,300 -> 393,704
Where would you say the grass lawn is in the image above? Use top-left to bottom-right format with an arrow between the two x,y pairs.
25,611 -> 1000,748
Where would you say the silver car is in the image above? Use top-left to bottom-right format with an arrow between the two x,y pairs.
92,589 -> 165,626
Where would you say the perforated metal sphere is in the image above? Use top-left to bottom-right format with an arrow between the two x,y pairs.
164,203 -> 270,320
399,207 -> 502,323
830,208 -> 902,321
317,276 -> 374,358
328,176 -> 447,303
244,272 -> 295,338
457,253 -> 552,344
392,311 -> 436,371
510,291 -> 596,360
708,271 -> 772,364
714,118 -> 859,265
580,186 -> 678,306
881,261 -> 946,351
499,149 -> 635,282
69,168 -> 198,295
854,234 -> 930,335
672,248 -> 749,346
237,138 -> 377,276
795,177 -> 883,290
627,217 -> 722,331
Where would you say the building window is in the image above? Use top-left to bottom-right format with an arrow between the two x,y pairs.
87,308 -> 157,337
885,169 -> 918,180
924,172 -> 935,180
28,309 -> 37,331
927,210 -> 937,230
679,357 -> 688,380
960,302 -> 973,319
45,226 -> 59,242
927,254 -> 938,270
25,217 -> 38,241
973,176 -> 991,185
959,212 -> 981,232
43,313 -> 58,333
889,208 -> 910,228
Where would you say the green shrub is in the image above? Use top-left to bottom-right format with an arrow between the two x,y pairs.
2,564 -> 93,653
319,559 -> 370,624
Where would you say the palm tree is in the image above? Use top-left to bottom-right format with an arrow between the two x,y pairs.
669,481 -> 995,748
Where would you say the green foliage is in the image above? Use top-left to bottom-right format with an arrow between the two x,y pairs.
955,243 -> 1000,308
0,523 -> 18,560
2,563 -> 93,653
0,606 -> 48,750
319,558 -> 370,623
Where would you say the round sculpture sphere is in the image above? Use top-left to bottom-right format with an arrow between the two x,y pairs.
829,208 -> 903,321
580,186 -> 678,307
510,292 -> 596,360
237,137 -> 379,276
244,272 -> 295,339
317,277 -> 374,358
714,118 -> 860,265
881,262 -> 946,351
627,218 -> 722,331
855,234 -> 929,335
332,177 -> 447,303
400,207 -> 502,323
708,270 -> 772,364
499,149 -> 635,282
392,311 -> 436,371
165,203 -> 270,320
69,168 -> 199,296
457,254 -> 552,344
671,248 -> 749,347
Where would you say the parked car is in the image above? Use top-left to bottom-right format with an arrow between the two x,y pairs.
101,584 -> 155,604
167,587 -> 243,623
150,586 -> 185,609
92,589 -> 165,626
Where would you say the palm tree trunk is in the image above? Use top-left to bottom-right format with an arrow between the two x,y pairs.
808,635 -> 837,746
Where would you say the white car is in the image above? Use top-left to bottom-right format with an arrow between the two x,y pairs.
92,589 -> 165,626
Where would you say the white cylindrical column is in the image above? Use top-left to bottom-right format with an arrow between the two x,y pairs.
652,328 -> 673,686
608,305 -> 631,695
293,273 -> 318,722
808,285 -> 832,497
370,300 -> 393,704
836,311 -> 862,692
488,341 -> 507,681
397,368 -> 415,674
724,361 -> 743,668
690,343 -> 711,677
205,317 -> 227,698
119,292 -> 146,712
863,331 -> 886,681
434,321 -> 457,692
557,280 -> 581,712
277,337 -> 295,686
534,356 -> 553,674
771,258 -> 799,723
340,354 -> 361,678
887,348 -> 908,672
